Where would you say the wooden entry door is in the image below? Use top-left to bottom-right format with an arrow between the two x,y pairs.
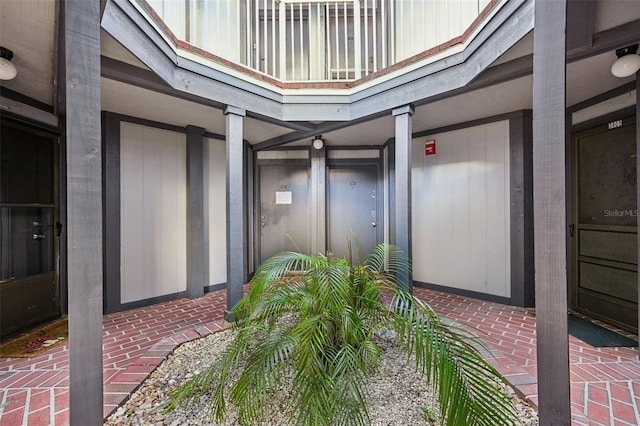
572,116 -> 637,331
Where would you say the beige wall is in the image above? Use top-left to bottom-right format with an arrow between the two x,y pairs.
205,137 -> 227,286
120,122 -> 187,303
411,120 -> 511,298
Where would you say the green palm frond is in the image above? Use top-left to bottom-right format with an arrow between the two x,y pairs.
165,243 -> 519,426
389,293 -> 517,426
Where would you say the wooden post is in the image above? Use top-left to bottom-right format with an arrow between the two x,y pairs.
103,112 -> 121,313
186,125 -> 206,299
393,104 -> 414,293
509,112 -> 535,308
65,0 -> 103,424
636,71 -> 639,354
532,0 -> 571,423
225,106 -> 247,317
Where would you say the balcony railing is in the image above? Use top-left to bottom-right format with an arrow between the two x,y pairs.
145,0 -> 494,83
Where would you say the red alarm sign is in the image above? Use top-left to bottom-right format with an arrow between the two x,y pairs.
425,139 -> 436,156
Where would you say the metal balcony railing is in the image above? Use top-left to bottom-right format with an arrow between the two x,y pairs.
145,0 -> 494,83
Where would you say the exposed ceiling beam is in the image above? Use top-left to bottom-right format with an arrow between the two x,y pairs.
101,56 -> 181,100
252,111 -> 390,150
566,0 -> 596,56
248,115 -> 318,133
0,87 -> 54,113
431,53 -> 533,108
253,129 -> 329,151
574,18 -> 640,61
470,54 -> 533,88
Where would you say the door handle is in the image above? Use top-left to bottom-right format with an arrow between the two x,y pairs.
569,224 -> 575,238
371,222 -> 377,228
33,233 -> 46,240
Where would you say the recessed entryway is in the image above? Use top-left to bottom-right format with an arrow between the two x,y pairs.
571,115 -> 637,332
0,119 -> 60,338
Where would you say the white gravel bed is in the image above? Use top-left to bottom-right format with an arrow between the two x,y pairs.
105,329 -> 538,426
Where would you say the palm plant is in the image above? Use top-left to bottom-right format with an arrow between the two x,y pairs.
166,244 -> 519,425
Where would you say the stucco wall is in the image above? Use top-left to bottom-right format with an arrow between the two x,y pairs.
205,137 -> 227,286
120,122 -> 187,303
411,120 -> 511,298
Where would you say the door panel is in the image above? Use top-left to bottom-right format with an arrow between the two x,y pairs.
0,207 -> 54,279
327,165 -> 380,261
579,229 -> 637,264
579,262 -> 637,303
0,123 -> 59,338
572,117 -> 637,331
259,164 -> 310,263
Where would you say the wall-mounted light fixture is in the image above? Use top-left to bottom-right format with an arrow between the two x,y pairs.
611,44 -> 640,78
312,135 -> 325,150
0,47 -> 17,80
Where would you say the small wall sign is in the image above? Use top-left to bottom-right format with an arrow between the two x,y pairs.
425,139 -> 436,156
275,191 -> 292,204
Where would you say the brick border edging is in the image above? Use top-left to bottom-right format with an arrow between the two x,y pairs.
486,355 -> 539,410
102,319 -> 231,419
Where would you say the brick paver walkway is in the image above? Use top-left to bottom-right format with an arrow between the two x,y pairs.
0,291 -> 227,426
0,287 -> 638,425
414,288 -> 640,425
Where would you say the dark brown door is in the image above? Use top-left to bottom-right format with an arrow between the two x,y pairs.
1,120 -> 59,338
572,116 -> 637,332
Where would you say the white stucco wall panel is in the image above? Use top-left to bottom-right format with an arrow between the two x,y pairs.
206,138 -> 227,286
412,120 -> 511,298
120,122 -> 187,303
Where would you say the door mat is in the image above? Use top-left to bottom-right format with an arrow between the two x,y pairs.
568,315 -> 636,348
0,317 -> 68,358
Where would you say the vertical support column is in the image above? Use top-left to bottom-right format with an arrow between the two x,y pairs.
532,0 -> 571,423
310,143 -> 327,255
103,113 -> 121,314
509,111 -> 535,308
186,126 -> 206,299
225,106 -> 247,317
636,72 -> 639,353
392,105 -> 414,293
65,0 -> 103,424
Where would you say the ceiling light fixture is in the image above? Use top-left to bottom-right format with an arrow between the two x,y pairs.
0,47 -> 17,80
611,44 -> 640,78
312,135 -> 325,150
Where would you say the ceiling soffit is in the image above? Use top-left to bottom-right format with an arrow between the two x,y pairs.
0,0 -> 57,106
